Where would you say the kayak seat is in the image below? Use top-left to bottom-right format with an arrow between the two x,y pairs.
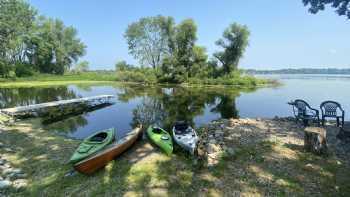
174,123 -> 187,131
90,132 -> 108,142
152,127 -> 163,134
175,130 -> 184,135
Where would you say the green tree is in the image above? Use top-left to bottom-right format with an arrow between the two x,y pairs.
0,0 -> 36,76
174,19 -> 197,77
190,46 -> 208,77
124,15 -> 174,69
159,18 -> 204,82
303,0 -> 350,19
27,17 -> 86,74
73,61 -> 89,73
214,23 -> 250,74
115,60 -> 133,71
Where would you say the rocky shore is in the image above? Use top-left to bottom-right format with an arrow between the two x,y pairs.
0,144 -> 27,191
197,117 -> 350,167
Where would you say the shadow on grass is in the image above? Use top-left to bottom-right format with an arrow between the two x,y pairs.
207,121 -> 350,196
1,119 -> 350,196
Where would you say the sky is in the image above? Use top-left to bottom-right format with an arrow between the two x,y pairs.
28,0 -> 350,70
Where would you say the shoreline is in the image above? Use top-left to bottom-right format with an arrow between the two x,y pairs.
1,117 -> 350,195
0,79 -> 278,89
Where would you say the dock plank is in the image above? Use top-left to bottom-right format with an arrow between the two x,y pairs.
0,95 -> 115,116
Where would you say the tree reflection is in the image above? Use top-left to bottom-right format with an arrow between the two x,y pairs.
122,85 -> 257,130
211,94 -> 239,119
0,86 -> 79,108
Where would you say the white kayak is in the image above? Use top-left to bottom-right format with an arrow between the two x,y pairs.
172,121 -> 198,155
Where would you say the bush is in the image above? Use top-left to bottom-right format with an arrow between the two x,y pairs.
15,63 -> 34,77
116,70 -> 157,84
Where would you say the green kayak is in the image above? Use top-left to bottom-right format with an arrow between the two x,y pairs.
69,128 -> 115,164
146,126 -> 173,155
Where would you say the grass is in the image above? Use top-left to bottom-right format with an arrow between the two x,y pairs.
1,119 -> 349,196
1,72 -> 117,82
0,71 -> 278,88
0,72 -> 117,87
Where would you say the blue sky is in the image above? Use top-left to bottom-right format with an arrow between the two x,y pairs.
28,0 -> 350,70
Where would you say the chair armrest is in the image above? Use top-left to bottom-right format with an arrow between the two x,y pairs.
287,101 -> 295,105
309,107 -> 319,115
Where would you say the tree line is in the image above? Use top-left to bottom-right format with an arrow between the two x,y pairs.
0,0 -> 86,77
245,68 -> 350,75
118,15 -> 250,83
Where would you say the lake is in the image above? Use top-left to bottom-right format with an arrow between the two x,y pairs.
1,74 -> 349,140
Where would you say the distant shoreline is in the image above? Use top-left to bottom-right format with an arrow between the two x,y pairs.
245,68 -> 350,75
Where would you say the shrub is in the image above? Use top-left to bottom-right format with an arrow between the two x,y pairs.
15,63 -> 34,77
116,70 -> 157,84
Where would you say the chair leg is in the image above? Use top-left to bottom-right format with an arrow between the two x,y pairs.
336,117 -> 340,127
303,119 -> 308,127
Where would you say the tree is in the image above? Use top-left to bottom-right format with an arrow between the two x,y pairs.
190,46 -> 208,77
303,0 -> 350,19
27,17 -> 86,74
214,23 -> 250,74
125,15 -> 174,69
73,61 -> 89,73
115,60 -> 133,71
174,19 -> 197,77
159,18 -> 203,81
0,0 -> 36,75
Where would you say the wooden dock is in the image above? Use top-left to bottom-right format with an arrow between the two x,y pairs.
0,95 -> 115,118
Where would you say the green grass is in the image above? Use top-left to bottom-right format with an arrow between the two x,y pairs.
0,70 -> 277,88
1,72 -> 117,82
0,72 -> 118,87
1,119 -> 349,196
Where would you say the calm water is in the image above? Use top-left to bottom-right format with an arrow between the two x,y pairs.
1,74 -> 349,140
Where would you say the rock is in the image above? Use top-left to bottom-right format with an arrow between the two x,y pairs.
304,163 -> 314,170
214,179 -> 223,187
224,136 -> 233,141
8,172 -> 27,180
3,168 -> 22,176
209,139 -> 216,144
215,130 -> 224,137
225,147 -> 235,156
4,148 -> 14,153
197,148 -> 205,157
0,159 -> 5,165
207,143 -> 221,154
207,157 -> 219,167
12,179 -> 27,189
0,180 -> 11,189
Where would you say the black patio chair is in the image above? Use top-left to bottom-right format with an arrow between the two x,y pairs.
288,99 -> 320,126
320,101 -> 345,127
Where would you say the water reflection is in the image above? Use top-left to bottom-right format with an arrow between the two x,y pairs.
0,84 -> 256,139
124,86 -> 256,131
0,86 -> 79,109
